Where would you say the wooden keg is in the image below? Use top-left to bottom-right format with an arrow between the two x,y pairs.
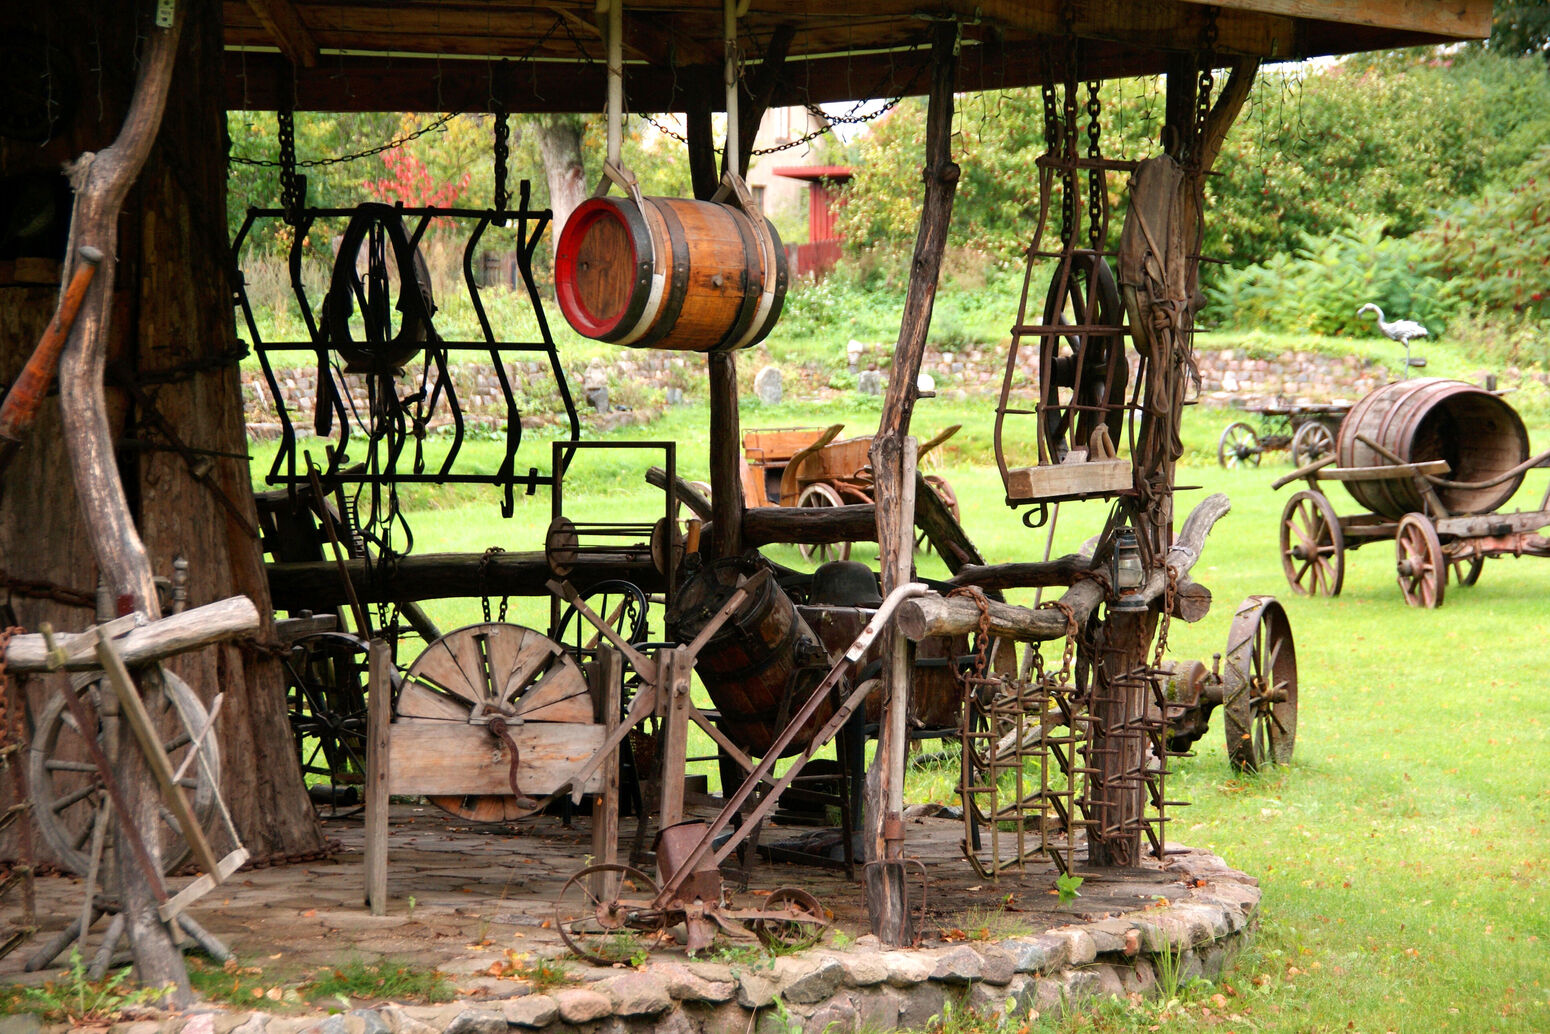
1337,378 -> 1528,518
666,556 -> 830,757
553,195 -> 787,352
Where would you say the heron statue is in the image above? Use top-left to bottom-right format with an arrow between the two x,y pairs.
1357,303 -> 1428,378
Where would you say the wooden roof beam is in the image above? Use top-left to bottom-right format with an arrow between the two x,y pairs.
1175,0 -> 1491,41
954,0 -> 1299,58
245,0 -> 319,68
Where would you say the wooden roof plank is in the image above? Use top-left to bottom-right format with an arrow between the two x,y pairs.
1174,0 -> 1491,40
246,0 -> 321,67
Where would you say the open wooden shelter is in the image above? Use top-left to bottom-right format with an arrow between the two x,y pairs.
0,0 -> 1490,1003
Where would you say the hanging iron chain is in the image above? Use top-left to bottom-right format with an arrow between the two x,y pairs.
0,572 -> 95,610
1152,564 -> 1178,671
479,546 -> 509,623
278,106 -> 302,227
492,101 -> 511,223
0,626 -> 20,755
1193,6 -> 1219,164
1085,79 -> 1104,252
233,112 -> 459,170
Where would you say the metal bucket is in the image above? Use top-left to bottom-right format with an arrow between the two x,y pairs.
665,556 -> 830,757
1337,378 -> 1529,518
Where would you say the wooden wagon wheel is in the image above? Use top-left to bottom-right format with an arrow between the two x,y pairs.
796,483 -> 851,564
915,474 -> 960,554
1221,596 -> 1297,773
1039,252 -> 1127,464
1217,421 -> 1261,468
1395,513 -> 1446,609
397,622 -> 592,822
1290,421 -> 1336,467
1279,489 -> 1345,596
282,631 -> 370,806
29,669 -> 220,876
1450,555 -> 1484,587
554,579 -> 651,657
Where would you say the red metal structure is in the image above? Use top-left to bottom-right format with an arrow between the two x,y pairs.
772,166 -> 853,278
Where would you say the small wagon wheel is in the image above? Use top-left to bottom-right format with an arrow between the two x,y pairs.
1449,554 -> 1484,587
397,623 -> 592,822
1290,421 -> 1336,467
1395,513 -> 1446,609
554,862 -> 668,964
749,886 -> 829,950
29,669 -> 220,876
283,631 -> 371,807
796,483 -> 851,564
915,474 -> 961,554
554,579 -> 651,657
1217,421 -> 1261,468
1221,596 -> 1297,773
1039,252 -> 1128,464
1279,490 -> 1345,597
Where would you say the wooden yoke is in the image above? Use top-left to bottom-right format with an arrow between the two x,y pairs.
864,18 -> 960,947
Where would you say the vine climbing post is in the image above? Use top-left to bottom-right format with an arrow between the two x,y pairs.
865,18 -> 959,945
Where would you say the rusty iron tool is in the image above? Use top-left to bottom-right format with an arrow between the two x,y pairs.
0,246 -> 105,480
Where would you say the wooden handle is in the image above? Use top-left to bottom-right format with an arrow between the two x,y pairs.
0,246 -> 104,441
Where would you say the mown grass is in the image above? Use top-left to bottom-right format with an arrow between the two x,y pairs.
252,382 -> 1549,1032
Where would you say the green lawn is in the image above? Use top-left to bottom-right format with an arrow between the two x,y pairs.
253,393 -> 1549,1033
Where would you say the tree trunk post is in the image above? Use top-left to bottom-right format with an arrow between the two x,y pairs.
53,2 -> 188,1001
863,19 -> 959,945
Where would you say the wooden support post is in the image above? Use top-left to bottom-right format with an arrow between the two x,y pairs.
684,85 -> 746,560
658,647 -> 693,830
364,640 -> 392,914
863,19 -> 959,947
589,648 -> 622,897
52,0 -> 188,998
708,355 -> 743,558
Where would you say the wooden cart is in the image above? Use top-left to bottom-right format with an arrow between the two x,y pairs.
740,423 -> 962,561
1218,398 -> 1351,469
1271,381 -> 1550,607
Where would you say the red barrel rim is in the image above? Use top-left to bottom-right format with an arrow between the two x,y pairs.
554,198 -> 639,339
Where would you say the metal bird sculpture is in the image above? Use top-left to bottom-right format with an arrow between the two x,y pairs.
1357,303 -> 1429,378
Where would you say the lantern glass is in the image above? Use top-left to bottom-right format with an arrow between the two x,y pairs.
1112,527 -> 1145,593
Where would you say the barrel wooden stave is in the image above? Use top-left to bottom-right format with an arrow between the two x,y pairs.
1337,378 -> 1528,518
554,194 -> 786,352
667,560 -> 830,757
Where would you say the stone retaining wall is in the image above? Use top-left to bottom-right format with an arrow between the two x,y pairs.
26,851 -> 1258,1034
242,346 -> 1402,437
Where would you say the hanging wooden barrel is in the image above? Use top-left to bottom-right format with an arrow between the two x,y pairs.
1337,378 -> 1529,518
553,195 -> 787,352
666,557 -> 830,757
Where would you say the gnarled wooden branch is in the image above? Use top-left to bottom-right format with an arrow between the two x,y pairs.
896,493 -> 1230,642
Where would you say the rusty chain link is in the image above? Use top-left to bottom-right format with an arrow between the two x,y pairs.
1152,563 -> 1178,671
492,100 -> 511,222
1193,6 -> 1219,164
0,572 -> 94,610
277,105 -> 303,226
1085,79 -> 1104,252
0,626 -> 21,754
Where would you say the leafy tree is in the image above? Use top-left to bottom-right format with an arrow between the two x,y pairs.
1421,143 -> 1550,320
1207,49 -> 1550,265
1486,0 -> 1550,61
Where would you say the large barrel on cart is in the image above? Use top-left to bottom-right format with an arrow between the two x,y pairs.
1337,378 -> 1529,518
1275,378 -> 1550,608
